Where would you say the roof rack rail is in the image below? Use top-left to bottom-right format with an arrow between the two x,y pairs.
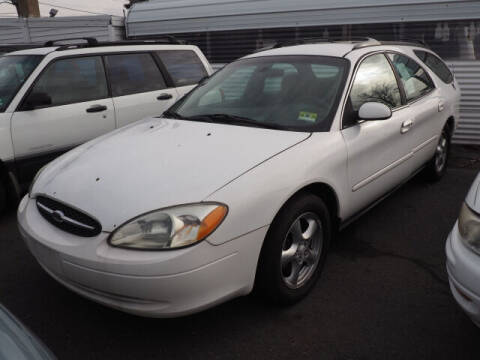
353,39 -> 429,50
44,37 -> 98,47
44,36 -> 186,51
253,37 -> 379,53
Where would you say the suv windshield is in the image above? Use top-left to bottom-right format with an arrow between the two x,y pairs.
168,55 -> 349,131
0,55 -> 42,112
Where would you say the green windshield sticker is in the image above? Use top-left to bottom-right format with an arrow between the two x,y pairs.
298,111 -> 318,122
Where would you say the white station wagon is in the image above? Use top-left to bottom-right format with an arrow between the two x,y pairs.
18,38 -> 460,317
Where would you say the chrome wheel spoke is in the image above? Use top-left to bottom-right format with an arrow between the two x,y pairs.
304,250 -> 316,266
288,262 -> 301,286
290,221 -> 304,245
281,247 -> 297,266
303,219 -> 318,242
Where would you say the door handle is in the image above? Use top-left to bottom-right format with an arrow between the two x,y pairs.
438,101 -> 445,112
157,93 -> 173,101
86,104 -> 107,113
401,119 -> 414,134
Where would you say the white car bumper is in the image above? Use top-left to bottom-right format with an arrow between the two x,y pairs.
446,223 -> 480,327
17,196 -> 266,317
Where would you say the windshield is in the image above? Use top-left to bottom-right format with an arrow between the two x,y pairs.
168,55 -> 349,131
0,55 -> 42,112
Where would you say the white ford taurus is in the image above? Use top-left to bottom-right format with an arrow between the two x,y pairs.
18,39 -> 460,317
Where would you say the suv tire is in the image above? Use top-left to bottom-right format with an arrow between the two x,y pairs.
255,193 -> 331,305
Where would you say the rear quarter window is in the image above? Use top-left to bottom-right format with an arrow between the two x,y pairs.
157,50 -> 208,87
414,50 -> 454,84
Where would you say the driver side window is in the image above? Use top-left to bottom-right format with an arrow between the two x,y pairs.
344,54 -> 402,128
350,54 -> 402,112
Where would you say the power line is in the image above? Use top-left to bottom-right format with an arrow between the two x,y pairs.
38,1 -> 117,16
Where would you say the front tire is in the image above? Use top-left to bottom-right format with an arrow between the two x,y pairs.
255,193 -> 331,305
425,126 -> 450,181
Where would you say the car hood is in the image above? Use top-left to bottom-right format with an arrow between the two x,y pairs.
466,172 -> 480,212
33,118 -> 310,232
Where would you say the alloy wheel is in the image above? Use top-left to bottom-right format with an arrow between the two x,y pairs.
281,212 -> 323,289
435,133 -> 448,173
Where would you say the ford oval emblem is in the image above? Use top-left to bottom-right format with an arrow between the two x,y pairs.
51,210 -> 65,224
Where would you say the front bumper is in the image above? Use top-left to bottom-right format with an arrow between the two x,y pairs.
446,224 -> 480,327
18,196 -> 266,317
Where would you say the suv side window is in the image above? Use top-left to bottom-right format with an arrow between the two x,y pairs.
387,53 -> 434,102
27,56 -> 108,108
350,53 -> 402,112
156,50 -> 207,87
105,53 -> 166,97
414,50 -> 454,84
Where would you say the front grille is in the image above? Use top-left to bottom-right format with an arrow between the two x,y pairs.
36,196 -> 101,237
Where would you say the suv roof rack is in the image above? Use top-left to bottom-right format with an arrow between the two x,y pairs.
44,36 -> 186,51
254,37 -> 379,53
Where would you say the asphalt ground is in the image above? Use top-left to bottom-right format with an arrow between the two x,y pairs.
1,145 -> 479,360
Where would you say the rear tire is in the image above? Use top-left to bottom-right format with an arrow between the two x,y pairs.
425,126 -> 450,182
255,193 -> 331,305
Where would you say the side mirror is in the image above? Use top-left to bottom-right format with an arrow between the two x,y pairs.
358,102 -> 392,121
23,92 -> 52,111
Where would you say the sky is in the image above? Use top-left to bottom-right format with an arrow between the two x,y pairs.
0,0 -> 129,17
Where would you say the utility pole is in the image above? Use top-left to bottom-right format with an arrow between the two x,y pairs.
12,0 -> 40,18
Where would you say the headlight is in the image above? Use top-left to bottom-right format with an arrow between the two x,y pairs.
29,165 -> 47,196
458,202 -> 480,255
109,203 -> 228,250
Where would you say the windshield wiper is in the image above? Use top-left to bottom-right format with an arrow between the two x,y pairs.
162,110 -> 187,120
187,114 -> 283,130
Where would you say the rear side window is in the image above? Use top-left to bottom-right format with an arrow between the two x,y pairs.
157,50 -> 207,87
105,53 -> 166,97
414,50 -> 454,84
27,56 -> 108,108
388,53 -> 435,102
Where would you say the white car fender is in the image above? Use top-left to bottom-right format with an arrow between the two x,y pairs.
205,131 -> 349,245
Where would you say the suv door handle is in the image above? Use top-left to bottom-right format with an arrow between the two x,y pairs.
157,93 -> 173,101
401,119 -> 414,134
86,105 -> 107,113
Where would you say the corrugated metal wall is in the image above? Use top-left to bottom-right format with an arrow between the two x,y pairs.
126,0 -> 480,36
449,61 -> 480,144
0,16 -> 125,44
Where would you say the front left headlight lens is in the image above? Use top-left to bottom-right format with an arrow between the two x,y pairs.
109,203 -> 228,250
458,202 -> 480,255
